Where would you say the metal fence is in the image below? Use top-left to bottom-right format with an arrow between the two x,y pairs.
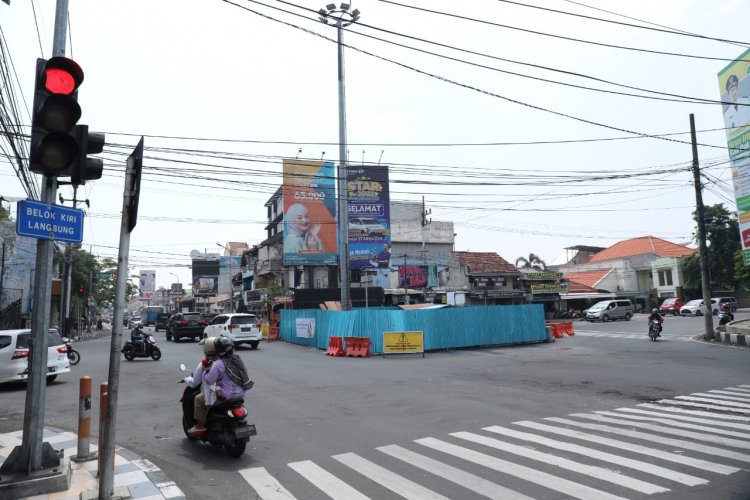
0,288 -> 23,330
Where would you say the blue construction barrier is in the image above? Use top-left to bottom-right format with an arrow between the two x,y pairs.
279,305 -> 546,353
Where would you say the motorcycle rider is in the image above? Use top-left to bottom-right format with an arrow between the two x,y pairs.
648,307 -> 664,337
720,302 -> 734,324
187,336 -> 250,438
131,324 -> 145,353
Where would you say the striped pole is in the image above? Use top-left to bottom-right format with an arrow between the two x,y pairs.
71,376 -> 96,462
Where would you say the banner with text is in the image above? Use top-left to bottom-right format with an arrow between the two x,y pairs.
348,165 -> 391,288
718,48 -> 750,263
282,159 -> 338,266
192,259 -> 219,297
139,270 -> 156,299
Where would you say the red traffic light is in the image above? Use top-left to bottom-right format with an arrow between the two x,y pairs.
78,286 -> 85,298
42,57 -> 83,95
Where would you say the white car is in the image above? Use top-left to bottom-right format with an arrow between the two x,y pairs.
680,299 -> 719,316
203,313 -> 262,349
0,328 -> 71,384
349,217 -> 388,236
127,316 -> 143,329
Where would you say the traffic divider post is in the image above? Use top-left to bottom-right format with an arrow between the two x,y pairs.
71,376 -> 96,462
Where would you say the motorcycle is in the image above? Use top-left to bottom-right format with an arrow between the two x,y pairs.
122,330 -> 162,361
648,319 -> 662,341
61,336 -> 80,365
718,310 -> 734,326
179,363 -> 256,457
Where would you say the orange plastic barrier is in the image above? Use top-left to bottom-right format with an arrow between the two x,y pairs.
326,336 -> 345,356
562,321 -> 575,336
345,337 -> 371,357
545,323 -> 565,339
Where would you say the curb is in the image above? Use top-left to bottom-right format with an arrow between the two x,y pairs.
0,427 -> 185,500
718,332 -> 748,346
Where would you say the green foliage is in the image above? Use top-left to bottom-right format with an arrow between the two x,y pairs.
515,253 -> 547,270
69,249 -> 138,313
686,204 -> 741,290
0,205 -> 10,221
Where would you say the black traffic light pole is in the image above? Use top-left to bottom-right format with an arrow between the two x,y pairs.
1,0 -> 70,477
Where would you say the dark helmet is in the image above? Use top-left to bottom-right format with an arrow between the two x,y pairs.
215,336 -> 235,358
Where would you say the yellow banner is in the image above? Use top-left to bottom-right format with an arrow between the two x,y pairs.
383,331 -> 424,354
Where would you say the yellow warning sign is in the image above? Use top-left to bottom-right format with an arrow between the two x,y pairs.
383,331 -> 424,354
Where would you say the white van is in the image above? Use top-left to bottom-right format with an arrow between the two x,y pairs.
585,300 -> 634,322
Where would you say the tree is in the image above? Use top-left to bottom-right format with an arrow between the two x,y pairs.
0,205 -> 10,221
687,204 -> 741,290
515,253 -> 547,270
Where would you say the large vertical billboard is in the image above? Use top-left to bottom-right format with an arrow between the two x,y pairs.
219,255 -> 242,294
139,270 -> 155,299
718,48 -> 750,264
348,165 -> 391,288
192,259 -> 219,297
282,159 -> 338,266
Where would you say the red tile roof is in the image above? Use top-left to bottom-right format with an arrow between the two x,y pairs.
589,236 -> 695,263
564,269 -> 611,290
566,280 -> 599,293
453,251 -> 520,274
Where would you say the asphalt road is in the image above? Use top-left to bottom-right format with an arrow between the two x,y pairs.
1,317 -> 748,499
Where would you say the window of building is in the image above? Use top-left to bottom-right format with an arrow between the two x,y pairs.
658,269 -> 673,286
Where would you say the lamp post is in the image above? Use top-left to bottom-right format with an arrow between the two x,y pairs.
217,243 -> 234,313
319,3 -> 360,311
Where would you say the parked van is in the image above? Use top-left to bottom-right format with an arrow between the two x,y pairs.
585,299 -> 634,322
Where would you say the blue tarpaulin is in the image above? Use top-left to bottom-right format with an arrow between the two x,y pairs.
279,304 -> 547,353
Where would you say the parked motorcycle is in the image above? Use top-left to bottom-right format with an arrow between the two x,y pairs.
648,319 -> 662,341
179,363 -> 256,457
61,336 -> 80,365
122,331 -> 161,361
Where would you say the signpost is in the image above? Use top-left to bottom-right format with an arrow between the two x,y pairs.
16,199 -> 84,243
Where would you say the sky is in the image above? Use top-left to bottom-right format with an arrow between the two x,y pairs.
1,0 -> 748,289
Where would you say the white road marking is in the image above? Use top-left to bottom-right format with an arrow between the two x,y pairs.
594,410 -> 750,438
675,396 -> 750,409
239,467 -> 297,500
514,420 -> 739,474
655,399 -> 750,415
451,431 -> 669,494
288,460 -> 370,500
333,452 -> 449,500
570,413 -> 750,449
416,437 -> 628,500
618,407 -> 750,430
483,425 -> 707,486
707,390 -> 750,401
545,417 -> 750,463
378,444 -> 533,500
639,403 -> 750,422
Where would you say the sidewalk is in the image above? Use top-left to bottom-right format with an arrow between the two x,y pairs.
0,427 -> 185,500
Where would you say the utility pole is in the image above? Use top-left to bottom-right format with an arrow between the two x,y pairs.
690,114 -> 714,340
319,4 -> 361,311
421,196 -> 431,302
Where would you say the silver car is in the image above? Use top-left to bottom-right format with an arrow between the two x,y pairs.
0,328 -> 71,384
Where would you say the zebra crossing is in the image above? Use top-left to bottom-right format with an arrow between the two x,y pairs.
239,385 -> 750,499
572,330 -> 693,341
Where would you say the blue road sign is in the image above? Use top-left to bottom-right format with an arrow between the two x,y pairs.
16,199 -> 84,243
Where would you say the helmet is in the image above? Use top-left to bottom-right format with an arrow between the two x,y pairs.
203,336 -> 217,356
652,308 -> 659,313
215,336 -> 235,358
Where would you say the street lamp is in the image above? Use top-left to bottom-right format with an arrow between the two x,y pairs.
216,243 -> 234,313
319,3 -> 360,311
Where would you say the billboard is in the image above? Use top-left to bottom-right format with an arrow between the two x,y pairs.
282,159 -> 338,266
718,48 -> 750,263
139,270 -> 155,299
192,259 -> 219,297
347,165 -> 391,288
219,255 -> 242,294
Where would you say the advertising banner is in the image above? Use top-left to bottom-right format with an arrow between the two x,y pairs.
219,255 -> 242,294
718,48 -> 750,263
139,270 -> 155,299
282,159 -> 338,266
348,165 -> 391,288
399,265 -> 428,288
192,259 -> 219,297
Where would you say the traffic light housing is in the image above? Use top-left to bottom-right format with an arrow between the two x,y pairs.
71,124 -> 105,185
78,286 -> 85,298
29,57 -> 105,185
29,57 -> 83,177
